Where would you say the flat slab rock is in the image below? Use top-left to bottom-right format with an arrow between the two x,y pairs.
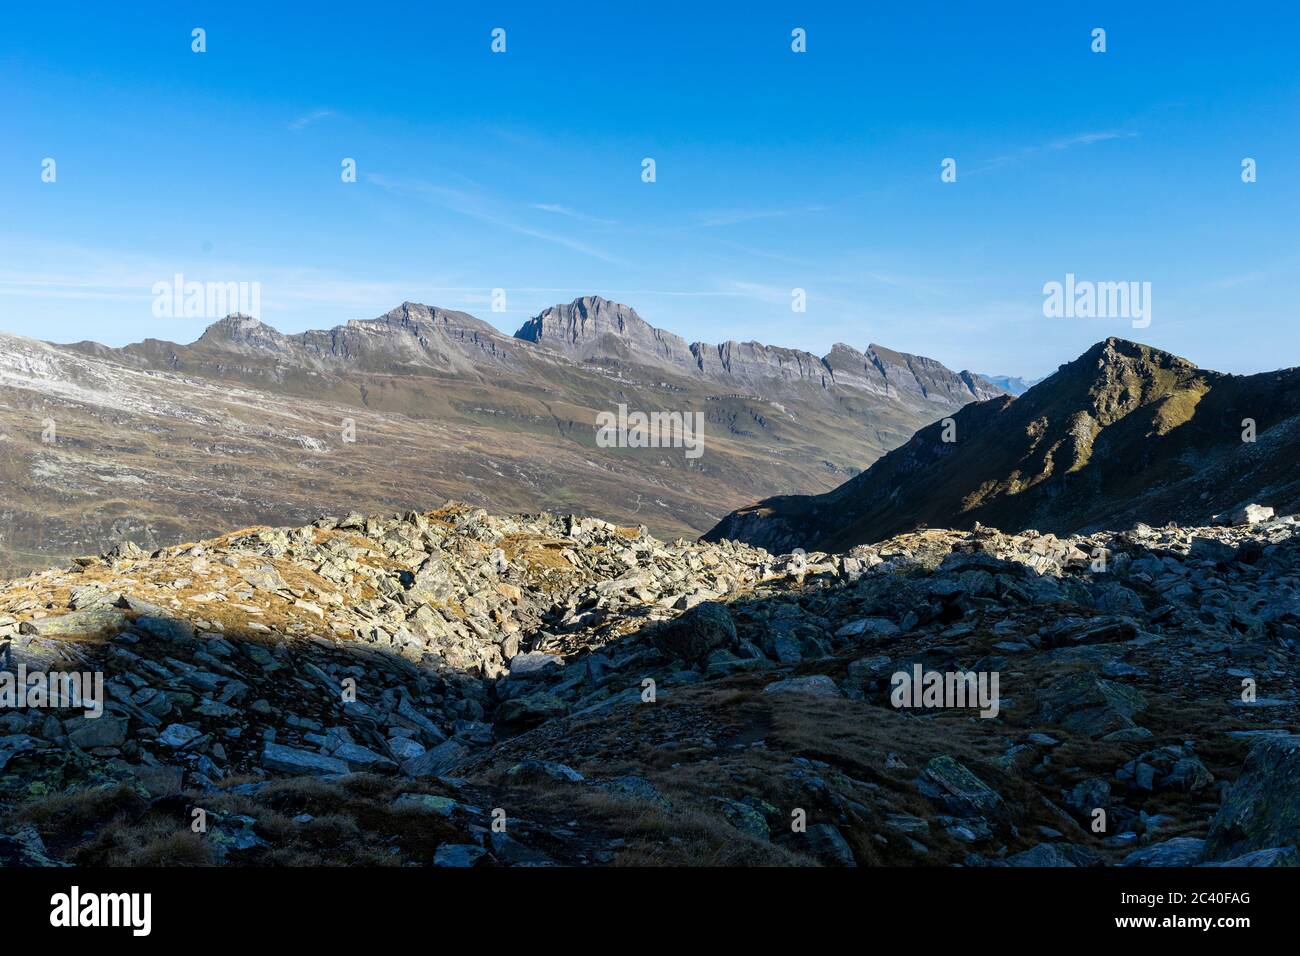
762,674 -> 843,697
400,739 -> 469,777
261,742 -> 349,776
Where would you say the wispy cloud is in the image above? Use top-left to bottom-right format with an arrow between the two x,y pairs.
287,109 -> 336,131
0,239 -> 470,335
968,129 -> 1138,175
694,206 -> 827,228
1197,250 -> 1300,293
716,279 -> 796,306
1046,131 -> 1135,150
368,174 -> 627,264
531,203 -> 617,225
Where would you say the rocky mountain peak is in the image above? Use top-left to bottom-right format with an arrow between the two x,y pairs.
516,295 -> 647,343
1047,338 -> 1200,392
348,301 -> 498,337
195,314 -> 289,354
1078,337 -> 1195,373
1032,338 -> 1209,429
517,295 -> 647,342
708,338 -> 1300,553
514,295 -> 692,367
820,342 -> 1003,404
198,313 -> 275,341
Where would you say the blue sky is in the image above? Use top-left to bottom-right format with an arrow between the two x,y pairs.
2,1 -> 1297,378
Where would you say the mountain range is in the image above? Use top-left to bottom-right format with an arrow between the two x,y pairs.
4,308 -> 1300,873
708,338 -> 1300,552
0,296 -> 1000,575
977,373 -> 1040,396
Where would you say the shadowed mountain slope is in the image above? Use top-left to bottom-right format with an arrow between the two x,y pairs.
707,338 -> 1300,553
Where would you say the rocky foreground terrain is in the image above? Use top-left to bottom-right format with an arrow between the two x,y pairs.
1,501 -> 1298,867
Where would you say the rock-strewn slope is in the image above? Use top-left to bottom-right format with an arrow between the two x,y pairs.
2,504 -> 1298,867
708,338 -> 1300,553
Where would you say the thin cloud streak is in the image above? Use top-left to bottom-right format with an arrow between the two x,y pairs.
967,129 -> 1139,176
693,205 -> 827,228
368,174 -> 627,265
530,204 -> 618,225
287,109 -> 336,131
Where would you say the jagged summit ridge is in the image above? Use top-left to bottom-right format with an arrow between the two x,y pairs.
511,295 -> 1000,402
514,295 -> 694,368
64,294 -> 1004,405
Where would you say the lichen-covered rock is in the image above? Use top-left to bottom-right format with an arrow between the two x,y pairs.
0,825 -> 68,867
1036,673 -> 1147,738
1202,735 -> 1300,862
921,756 -> 1004,818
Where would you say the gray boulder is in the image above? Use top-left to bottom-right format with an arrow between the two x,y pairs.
0,826 -> 67,867
654,601 -> 736,664
1037,673 -> 1147,738
801,823 -> 857,866
433,843 -> 487,867
1202,846 -> 1298,867
762,674 -> 843,698
1007,843 -> 1077,867
507,651 -> 564,679
922,755 -> 1004,818
506,759 -> 584,783
0,735 -> 41,771
1121,837 -> 1206,867
67,717 -> 128,750
400,738 -> 469,777
1213,503 -> 1275,527
158,723 -> 202,748
333,742 -> 397,773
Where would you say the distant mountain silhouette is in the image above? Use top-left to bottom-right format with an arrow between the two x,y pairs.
978,373 -> 1040,396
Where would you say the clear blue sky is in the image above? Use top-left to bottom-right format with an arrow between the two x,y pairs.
3,1 -> 1297,377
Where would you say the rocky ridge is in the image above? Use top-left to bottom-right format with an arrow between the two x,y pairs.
1,296 -> 1003,576
710,338 -> 1300,552
516,295 -> 1003,401
2,503 -> 1298,867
